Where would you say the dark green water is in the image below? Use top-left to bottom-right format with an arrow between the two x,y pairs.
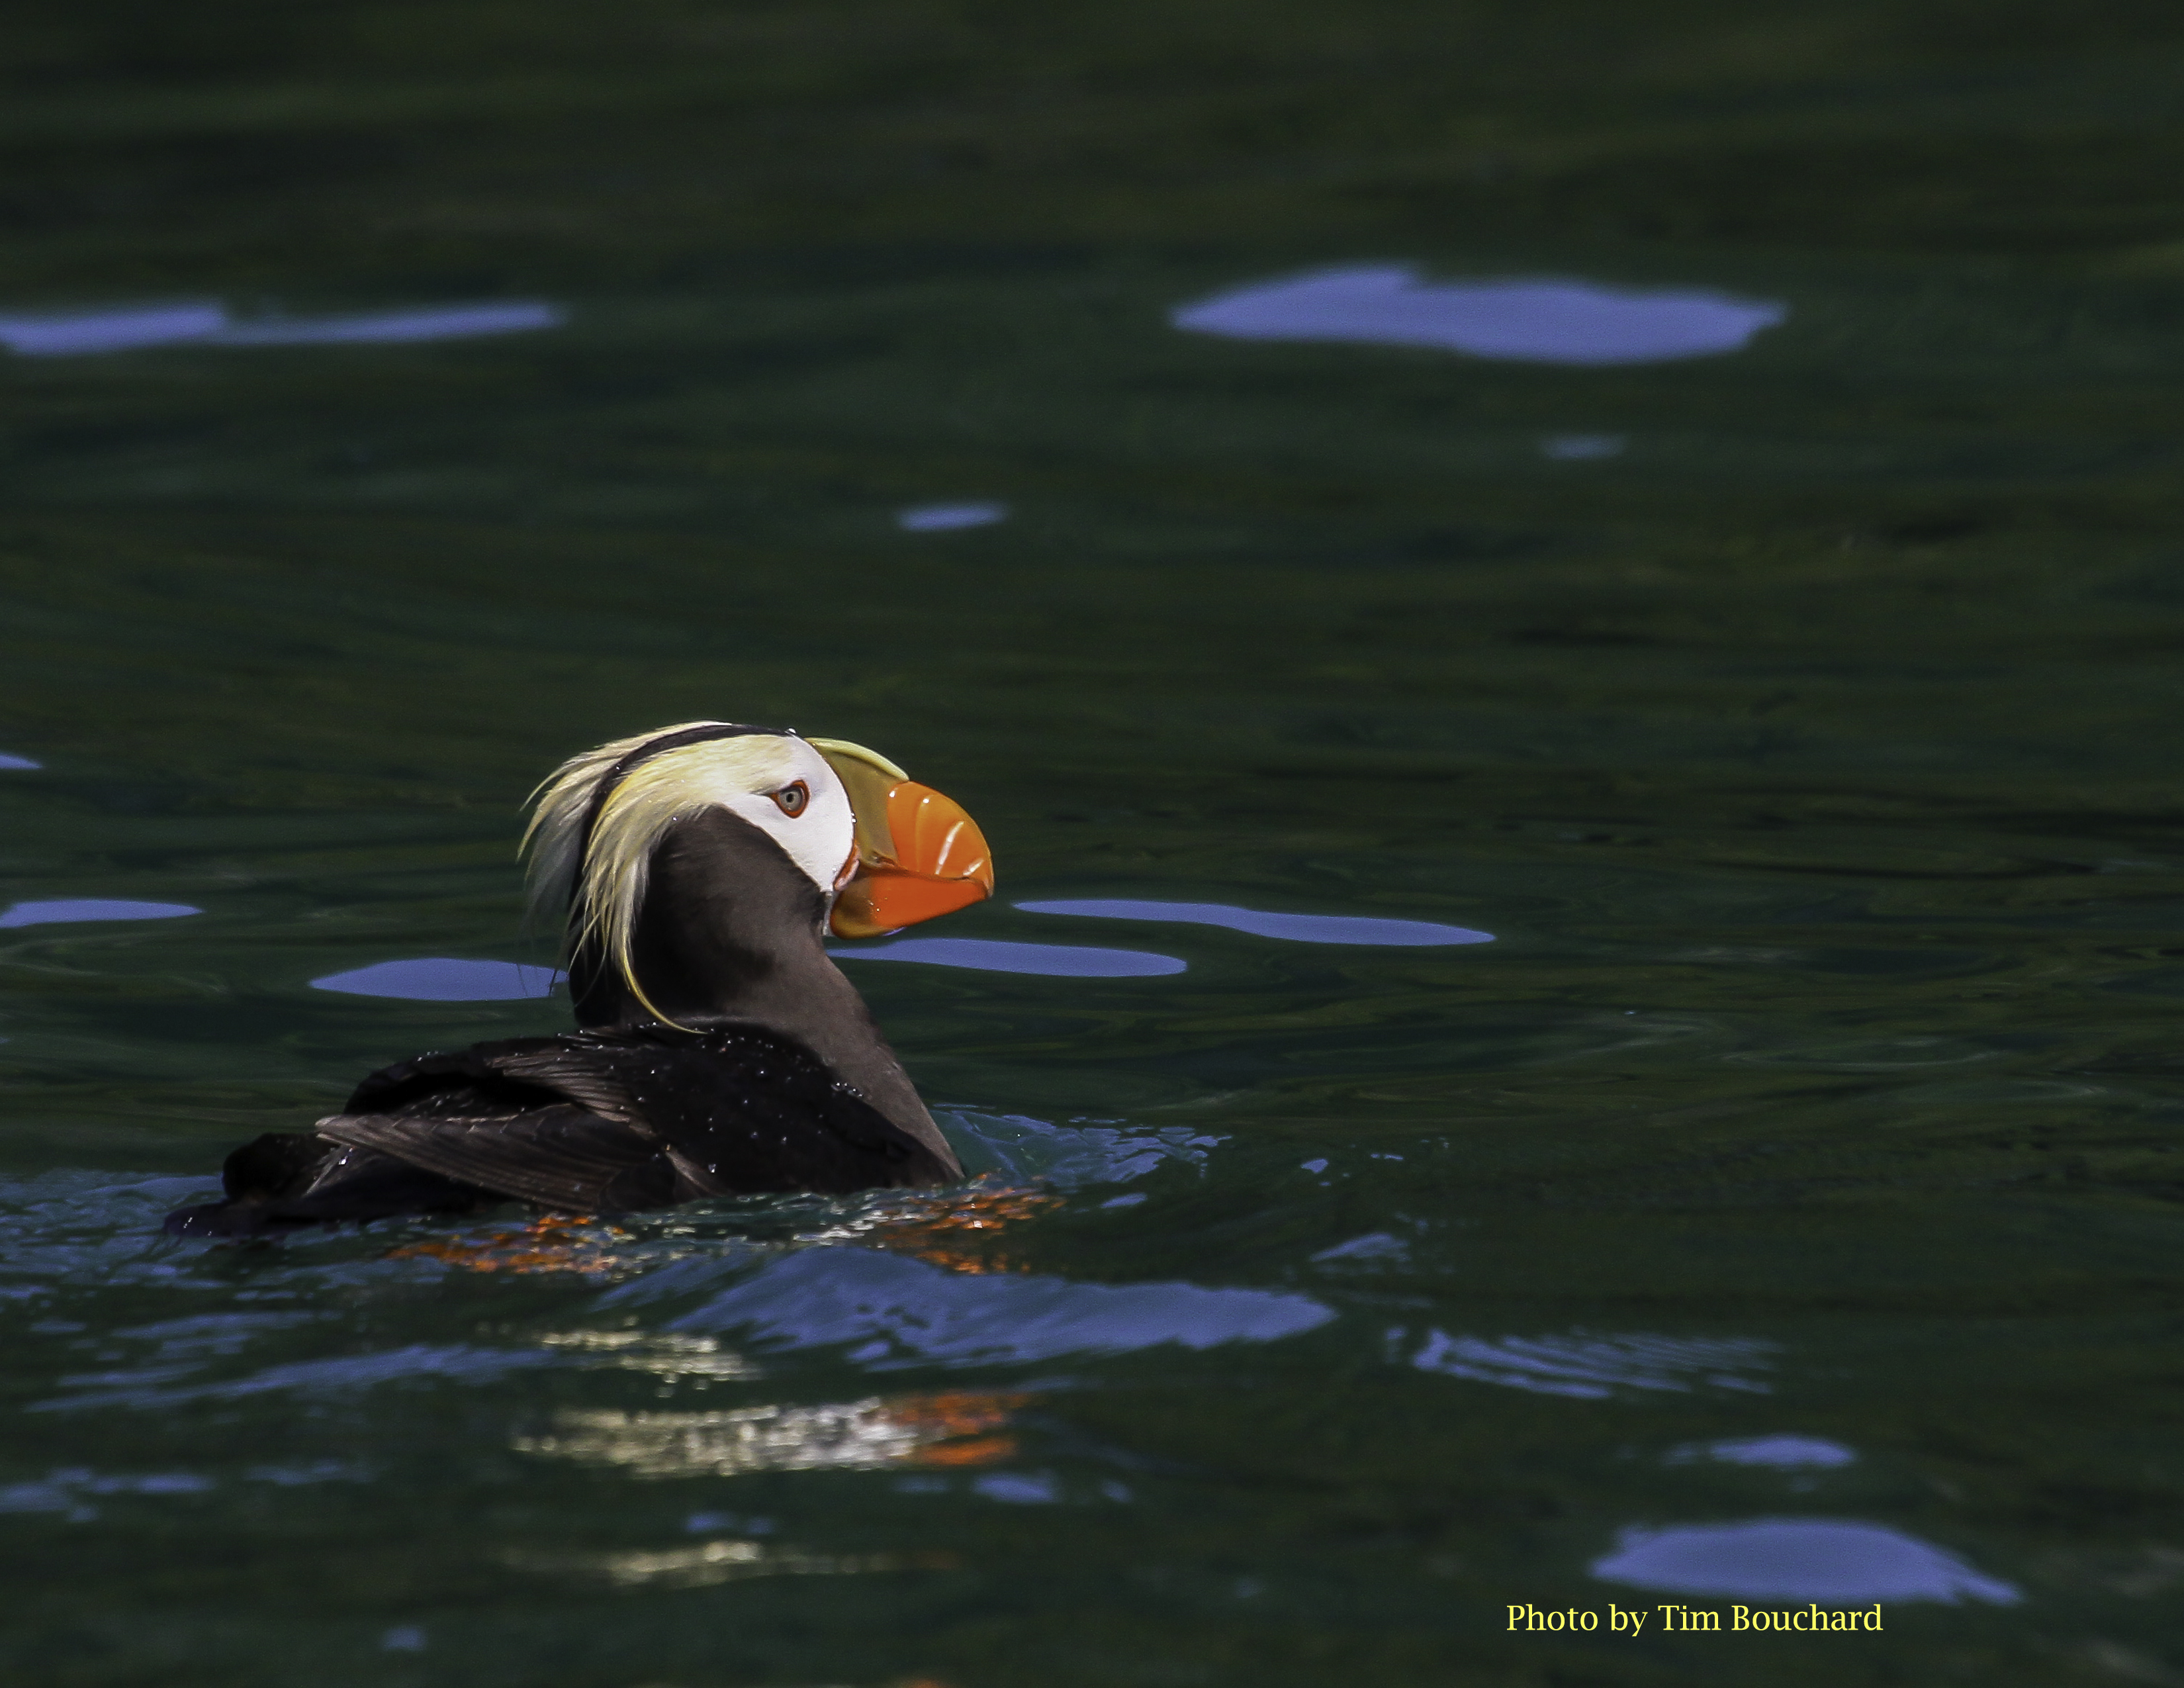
5,3 -> 2184,1683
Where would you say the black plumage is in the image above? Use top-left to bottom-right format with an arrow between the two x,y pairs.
165,1025 -> 950,1238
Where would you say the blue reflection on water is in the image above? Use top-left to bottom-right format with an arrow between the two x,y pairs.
1017,898 -> 1491,947
0,301 -> 225,355
974,1472 -> 1061,1505
1412,1329 -> 1774,1398
0,1468 -> 214,1521
898,502 -> 1008,532
1680,1435 -> 1858,1470
1173,266 -> 1787,365
246,1461 -> 371,1487
1312,1231 -> 1410,1266
1592,1519 -> 2021,1604
0,299 -> 563,357
1541,433 -> 1627,461
665,1246 -> 1332,1367
218,302 -> 563,346
0,752 -> 40,769
0,899 -> 201,929
940,1109 -> 1220,1188
309,958 -> 565,1001
831,937 -> 1186,976
35,1343 -> 554,1413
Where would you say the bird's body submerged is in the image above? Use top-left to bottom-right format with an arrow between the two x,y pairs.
166,724 -> 994,1237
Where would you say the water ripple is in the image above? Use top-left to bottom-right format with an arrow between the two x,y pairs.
1019,898 -> 1490,946
666,1247 -> 1332,1368
899,502 -> 1007,531
309,957 -> 564,1000
1592,1518 -> 2021,1604
942,1109 -> 1220,1189
1173,266 -> 1787,365
1671,1435 -> 1857,1470
1410,1329 -> 1776,1399
0,298 -> 563,357
31,1342 -> 553,1413
0,899 -> 201,929
831,937 -> 1185,977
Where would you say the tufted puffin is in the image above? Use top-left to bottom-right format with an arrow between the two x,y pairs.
164,724 -> 994,1237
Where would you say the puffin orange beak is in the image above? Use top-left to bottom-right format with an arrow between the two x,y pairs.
829,780 -> 995,939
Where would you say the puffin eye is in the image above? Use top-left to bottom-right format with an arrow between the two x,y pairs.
772,780 -> 809,817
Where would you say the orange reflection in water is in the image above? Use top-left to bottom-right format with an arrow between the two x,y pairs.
895,1389 -> 1030,1469
871,1180 -> 1062,1276
385,1176 -> 1062,1281
388,1213 -> 630,1275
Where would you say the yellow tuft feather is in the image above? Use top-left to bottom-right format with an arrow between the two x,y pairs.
521,724 -> 804,1026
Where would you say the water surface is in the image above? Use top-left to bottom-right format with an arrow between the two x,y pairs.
3,3 -> 2183,1684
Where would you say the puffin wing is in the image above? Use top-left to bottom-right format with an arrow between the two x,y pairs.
315,1105 -> 677,1213
314,1035 -> 678,1213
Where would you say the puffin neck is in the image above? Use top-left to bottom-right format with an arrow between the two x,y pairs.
566,806 -> 959,1176
569,805 -> 829,1030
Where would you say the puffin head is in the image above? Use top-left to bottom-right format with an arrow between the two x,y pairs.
522,722 -> 993,1025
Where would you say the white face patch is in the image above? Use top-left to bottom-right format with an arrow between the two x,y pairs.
701,737 -> 857,899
